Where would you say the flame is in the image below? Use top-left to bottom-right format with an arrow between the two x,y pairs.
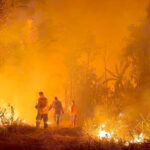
98,124 -> 112,139
0,104 -> 25,126
96,124 -> 145,146
98,130 -> 111,139
132,133 -> 144,143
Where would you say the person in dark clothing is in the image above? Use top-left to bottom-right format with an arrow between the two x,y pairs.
49,97 -> 64,126
35,92 -> 49,129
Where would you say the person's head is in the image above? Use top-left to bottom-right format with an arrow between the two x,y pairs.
39,91 -> 44,98
54,96 -> 58,101
72,100 -> 75,105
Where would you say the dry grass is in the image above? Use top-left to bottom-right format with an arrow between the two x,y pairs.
0,125 -> 147,150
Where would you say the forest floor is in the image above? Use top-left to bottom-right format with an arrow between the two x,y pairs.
0,125 -> 148,150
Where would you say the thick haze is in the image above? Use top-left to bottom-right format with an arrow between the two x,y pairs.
0,0 -> 149,124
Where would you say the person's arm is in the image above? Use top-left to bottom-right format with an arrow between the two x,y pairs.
35,100 -> 39,109
49,101 -> 53,111
49,104 -> 52,111
61,103 -> 64,114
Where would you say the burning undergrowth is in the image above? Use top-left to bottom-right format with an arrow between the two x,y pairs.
83,102 -> 150,146
0,104 -> 25,126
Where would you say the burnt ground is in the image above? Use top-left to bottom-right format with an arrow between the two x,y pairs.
0,125 -> 147,150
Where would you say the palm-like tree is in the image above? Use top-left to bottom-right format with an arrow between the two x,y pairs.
104,63 -> 130,93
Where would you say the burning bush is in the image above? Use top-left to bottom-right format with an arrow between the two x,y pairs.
0,104 -> 25,126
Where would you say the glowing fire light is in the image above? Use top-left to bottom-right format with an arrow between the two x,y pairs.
0,104 -> 25,126
47,121 -> 52,125
98,124 -> 111,139
125,141 -> 130,146
132,133 -> 144,143
98,130 -> 111,139
97,124 -> 144,146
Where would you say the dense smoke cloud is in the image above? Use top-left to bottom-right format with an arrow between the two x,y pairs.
0,0 -> 149,124
123,4 -> 150,119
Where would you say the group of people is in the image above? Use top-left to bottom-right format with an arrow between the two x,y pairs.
35,92 -> 77,128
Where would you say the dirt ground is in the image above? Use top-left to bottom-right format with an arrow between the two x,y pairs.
0,125 -> 146,150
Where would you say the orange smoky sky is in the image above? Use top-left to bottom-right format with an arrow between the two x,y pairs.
0,0 -> 149,124
42,0 -> 150,73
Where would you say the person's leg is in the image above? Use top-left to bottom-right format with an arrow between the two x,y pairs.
54,114 -> 57,125
73,115 -> 77,127
36,113 -> 42,128
43,114 -> 48,129
56,114 -> 60,126
71,115 -> 74,127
